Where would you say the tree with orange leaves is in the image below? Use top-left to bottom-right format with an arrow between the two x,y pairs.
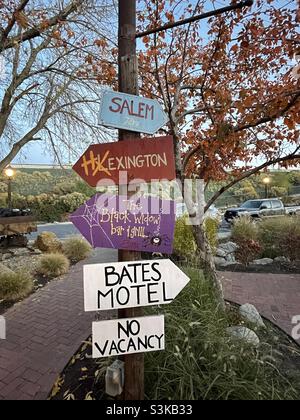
137,0 -> 299,298
138,0 -> 299,187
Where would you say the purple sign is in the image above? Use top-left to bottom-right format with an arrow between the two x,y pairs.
70,194 -> 175,254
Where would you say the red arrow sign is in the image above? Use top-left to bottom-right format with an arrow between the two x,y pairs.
73,136 -> 176,187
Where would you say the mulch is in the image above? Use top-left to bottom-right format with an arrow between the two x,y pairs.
49,308 -> 300,401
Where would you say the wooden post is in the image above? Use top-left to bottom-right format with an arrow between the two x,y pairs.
7,178 -> 12,210
118,0 -> 144,401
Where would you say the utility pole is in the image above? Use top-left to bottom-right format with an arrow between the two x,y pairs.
7,177 -> 12,210
118,0 -> 144,401
117,0 -> 254,401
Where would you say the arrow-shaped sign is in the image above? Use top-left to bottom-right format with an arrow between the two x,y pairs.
92,315 -> 165,358
72,136 -> 176,187
84,259 -> 190,312
70,194 -> 176,255
99,91 -> 168,135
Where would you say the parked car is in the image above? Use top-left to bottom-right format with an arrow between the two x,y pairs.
0,208 -> 32,217
224,198 -> 300,223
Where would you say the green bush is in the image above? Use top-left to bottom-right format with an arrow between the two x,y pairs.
173,216 -> 197,259
63,237 -> 92,263
259,216 -> 300,260
282,195 -> 300,206
11,192 -> 88,222
234,180 -> 259,200
269,186 -> 288,198
0,170 -> 76,197
232,215 -> 259,243
288,171 -> 300,186
0,193 -> 7,207
235,239 -> 262,266
0,270 -> 34,301
204,217 -> 219,254
145,268 -> 298,400
37,253 -> 70,278
232,217 -> 262,265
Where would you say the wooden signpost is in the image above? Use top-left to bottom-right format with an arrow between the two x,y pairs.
70,0 -> 189,401
84,259 -> 190,312
70,0 -> 254,401
72,136 -> 176,186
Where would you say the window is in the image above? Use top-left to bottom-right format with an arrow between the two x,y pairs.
272,200 -> 282,209
241,201 -> 263,209
261,201 -> 272,209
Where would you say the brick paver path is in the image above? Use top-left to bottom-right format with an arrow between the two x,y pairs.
220,271 -> 300,341
1,259 -> 299,400
0,249 -> 117,400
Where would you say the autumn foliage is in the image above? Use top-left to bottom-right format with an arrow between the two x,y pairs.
137,0 -> 299,188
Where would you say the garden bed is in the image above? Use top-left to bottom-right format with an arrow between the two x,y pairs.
0,235 -> 92,315
49,319 -> 300,401
0,273 -> 52,316
0,248 -> 60,315
49,268 -> 300,401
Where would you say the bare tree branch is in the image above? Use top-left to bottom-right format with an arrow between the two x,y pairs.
0,0 -> 83,52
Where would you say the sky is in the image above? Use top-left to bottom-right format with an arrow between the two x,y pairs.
8,0 -> 299,166
10,0 -> 241,165
14,142 -> 52,165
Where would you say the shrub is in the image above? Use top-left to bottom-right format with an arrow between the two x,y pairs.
282,196 -> 300,207
280,232 -> 300,261
62,237 -> 92,263
37,253 -> 70,278
0,263 -> 14,275
145,267 -> 298,400
235,239 -> 262,266
259,216 -> 300,260
35,232 -> 62,253
11,192 -> 88,222
234,180 -> 259,200
173,216 -> 197,260
203,217 -> 219,254
0,193 -> 6,207
60,192 -> 87,214
270,186 -> 288,198
232,215 -> 259,243
0,271 -> 34,301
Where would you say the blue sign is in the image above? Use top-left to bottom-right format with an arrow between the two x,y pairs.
99,91 -> 168,135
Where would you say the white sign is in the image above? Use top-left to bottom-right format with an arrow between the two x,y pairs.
84,259 -> 190,312
92,315 -> 165,358
99,91 -> 168,135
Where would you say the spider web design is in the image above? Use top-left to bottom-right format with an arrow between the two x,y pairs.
71,200 -> 114,248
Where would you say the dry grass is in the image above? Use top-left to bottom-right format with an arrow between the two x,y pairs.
62,236 -> 92,263
0,270 -> 34,301
36,253 -> 70,278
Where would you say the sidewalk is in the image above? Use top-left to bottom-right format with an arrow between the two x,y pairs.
1,260 -> 299,400
0,249 -> 117,400
220,271 -> 300,340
